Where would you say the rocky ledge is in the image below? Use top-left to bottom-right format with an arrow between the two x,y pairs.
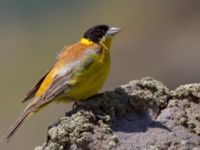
35,77 -> 200,150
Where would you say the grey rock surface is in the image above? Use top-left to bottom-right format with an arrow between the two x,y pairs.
35,77 -> 200,150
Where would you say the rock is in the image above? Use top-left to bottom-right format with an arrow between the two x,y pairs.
35,77 -> 200,150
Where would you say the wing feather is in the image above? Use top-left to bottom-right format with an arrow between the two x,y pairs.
22,69 -> 51,103
34,45 -> 102,108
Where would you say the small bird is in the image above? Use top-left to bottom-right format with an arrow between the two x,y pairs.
1,24 -> 121,142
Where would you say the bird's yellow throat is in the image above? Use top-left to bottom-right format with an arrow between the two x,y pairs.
80,38 -> 94,45
80,37 -> 112,50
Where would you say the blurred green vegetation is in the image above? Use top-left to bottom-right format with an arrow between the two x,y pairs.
1,1 -> 200,149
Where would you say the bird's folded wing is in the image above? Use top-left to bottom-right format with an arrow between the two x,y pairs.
22,69 -> 52,103
32,45 -> 102,108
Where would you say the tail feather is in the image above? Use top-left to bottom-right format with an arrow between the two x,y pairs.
0,109 -> 34,143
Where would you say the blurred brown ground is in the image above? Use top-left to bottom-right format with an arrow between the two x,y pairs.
1,1 -> 200,149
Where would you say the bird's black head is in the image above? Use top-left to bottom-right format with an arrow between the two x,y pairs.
83,24 -> 110,43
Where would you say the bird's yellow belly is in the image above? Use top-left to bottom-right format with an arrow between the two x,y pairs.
64,55 -> 110,101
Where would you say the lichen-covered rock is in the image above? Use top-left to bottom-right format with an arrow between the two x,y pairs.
35,110 -> 118,150
171,83 -> 200,101
35,77 -> 200,150
122,77 -> 170,109
170,83 -> 200,137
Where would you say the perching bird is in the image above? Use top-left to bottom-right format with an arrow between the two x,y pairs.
0,24 -> 121,142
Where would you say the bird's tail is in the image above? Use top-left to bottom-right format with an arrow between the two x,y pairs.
0,106 -> 35,143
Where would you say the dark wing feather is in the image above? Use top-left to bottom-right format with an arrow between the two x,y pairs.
22,69 -> 51,103
36,75 -> 72,107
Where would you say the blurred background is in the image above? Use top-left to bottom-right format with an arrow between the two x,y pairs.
1,0 -> 200,149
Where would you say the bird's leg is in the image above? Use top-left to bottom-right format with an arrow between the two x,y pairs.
72,100 -> 88,110
62,96 -> 80,110
72,102 -> 78,110
72,101 -> 97,121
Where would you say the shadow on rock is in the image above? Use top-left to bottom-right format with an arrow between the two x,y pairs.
113,111 -> 171,133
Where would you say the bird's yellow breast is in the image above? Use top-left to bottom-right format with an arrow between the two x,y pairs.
36,38 -> 112,102
65,44 -> 110,100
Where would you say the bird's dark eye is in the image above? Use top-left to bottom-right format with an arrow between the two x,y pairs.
95,29 -> 102,35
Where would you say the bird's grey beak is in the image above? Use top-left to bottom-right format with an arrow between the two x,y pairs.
106,27 -> 121,37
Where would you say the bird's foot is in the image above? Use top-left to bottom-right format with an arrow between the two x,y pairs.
72,101 -> 88,110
